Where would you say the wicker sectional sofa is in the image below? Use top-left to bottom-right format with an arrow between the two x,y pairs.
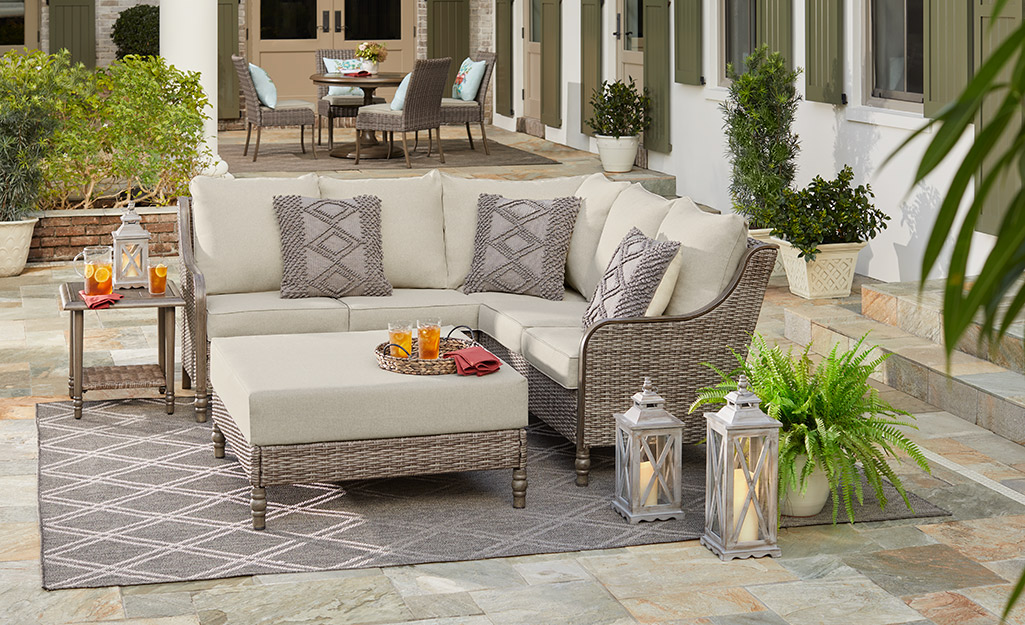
177,170 -> 777,486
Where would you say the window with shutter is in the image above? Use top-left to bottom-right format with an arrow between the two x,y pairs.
805,0 -> 843,104
496,0 -> 514,116
923,0 -> 971,117
674,0 -> 702,85
757,0 -> 792,68
540,0 -> 562,128
723,0 -> 756,78
871,0 -> 924,102
581,0 -> 602,134
643,0 -> 670,152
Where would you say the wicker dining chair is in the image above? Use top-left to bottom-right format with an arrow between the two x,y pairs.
232,55 -> 316,162
355,58 -> 451,169
314,49 -> 386,149
440,51 -> 496,155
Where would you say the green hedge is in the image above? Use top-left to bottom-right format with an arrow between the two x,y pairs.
111,5 -> 160,59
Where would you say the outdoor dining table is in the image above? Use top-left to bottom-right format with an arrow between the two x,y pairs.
310,71 -> 406,159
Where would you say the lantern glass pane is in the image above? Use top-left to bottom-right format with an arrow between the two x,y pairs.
121,244 -> 142,278
640,434 -> 672,506
730,434 -> 765,543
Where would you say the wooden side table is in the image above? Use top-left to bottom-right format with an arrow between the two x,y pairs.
58,282 -> 186,420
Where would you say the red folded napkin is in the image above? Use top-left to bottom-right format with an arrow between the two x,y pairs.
343,70 -> 372,77
444,346 -> 502,377
78,291 -> 123,309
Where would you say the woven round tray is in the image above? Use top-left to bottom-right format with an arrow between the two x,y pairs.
374,337 -> 478,375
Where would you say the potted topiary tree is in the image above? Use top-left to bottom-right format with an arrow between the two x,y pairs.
585,79 -> 651,173
691,334 -> 930,522
771,165 -> 889,299
721,45 -> 801,275
111,4 -> 159,59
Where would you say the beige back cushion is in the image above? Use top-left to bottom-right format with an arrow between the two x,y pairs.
657,197 -> 748,316
189,174 -> 320,295
440,173 -> 587,288
566,173 -> 631,298
319,171 -> 447,289
593,185 -> 674,280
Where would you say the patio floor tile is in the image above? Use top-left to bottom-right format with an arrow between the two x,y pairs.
904,590 -> 996,625
841,543 -> 1006,596
746,577 -> 924,625
470,580 -> 635,625
918,515 -> 1025,561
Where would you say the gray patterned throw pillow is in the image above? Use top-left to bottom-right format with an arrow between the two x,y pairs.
463,194 -> 581,301
274,194 -> 392,298
582,227 -> 681,327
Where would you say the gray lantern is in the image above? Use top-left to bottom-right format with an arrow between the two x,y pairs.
111,203 -> 150,289
701,375 -> 782,560
612,378 -> 684,523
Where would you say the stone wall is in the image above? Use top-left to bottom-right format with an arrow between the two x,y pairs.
28,210 -> 179,263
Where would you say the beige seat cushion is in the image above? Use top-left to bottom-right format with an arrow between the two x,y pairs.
323,95 -> 385,106
319,171 -> 448,289
189,174 -> 320,295
566,174 -> 631,298
339,288 -> 480,331
657,197 -> 748,316
275,99 -> 316,111
206,291 -> 349,339
520,327 -> 583,390
440,173 -> 587,289
211,331 -> 528,446
441,97 -> 479,108
592,185 -> 675,281
357,102 -> 402,117
469,291 -> 588,351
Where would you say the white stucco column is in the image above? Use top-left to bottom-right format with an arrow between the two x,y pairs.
160,1 -> 228,175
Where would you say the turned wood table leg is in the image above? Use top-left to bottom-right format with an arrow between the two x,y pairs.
251,486 -> 267,530
512,468 -> 527,508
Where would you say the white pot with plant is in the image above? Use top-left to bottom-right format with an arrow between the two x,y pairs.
356,41 -> 387,74
771,165 -> 889,299
585,79 -> 651,173
692,334 -> 930,522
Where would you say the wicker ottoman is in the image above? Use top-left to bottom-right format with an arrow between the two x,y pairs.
209,330 -> 529,529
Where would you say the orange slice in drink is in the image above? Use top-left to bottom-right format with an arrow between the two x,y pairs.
94,266 -> 111,284
154,264 -> 167,278
84,264 -> 95,280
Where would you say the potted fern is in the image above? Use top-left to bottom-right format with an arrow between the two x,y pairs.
585,79 -> 651,173
691,334 -> 929,522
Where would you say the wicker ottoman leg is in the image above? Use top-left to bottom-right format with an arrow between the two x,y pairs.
575,446 -> 591,487
251,486 -> 267,530
512,468 -> 527,508
212,423 -> 225,459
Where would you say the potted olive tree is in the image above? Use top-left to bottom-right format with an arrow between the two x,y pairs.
692,334 -> 930,521
771,165 -> 889,299
585,79 -> 651,173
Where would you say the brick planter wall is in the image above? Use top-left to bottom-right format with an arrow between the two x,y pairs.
28,208 -> 179,263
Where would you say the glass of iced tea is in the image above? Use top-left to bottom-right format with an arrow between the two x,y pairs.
417,318 -> 441,360
148,262 -> 168,295
74,246 -> 113,296
388,321 -> 412,358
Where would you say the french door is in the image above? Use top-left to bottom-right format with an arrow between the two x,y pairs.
615,0 -> 644,88
248,0 -> 415,102
0,0 -> 39,55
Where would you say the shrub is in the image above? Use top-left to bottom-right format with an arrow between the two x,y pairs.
111,5 -> 159,59
771,165 -> 889,260
585,79 -> 651,138
721,45 -> 801,229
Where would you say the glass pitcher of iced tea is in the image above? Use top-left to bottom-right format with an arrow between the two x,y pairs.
74,246 -> 114,296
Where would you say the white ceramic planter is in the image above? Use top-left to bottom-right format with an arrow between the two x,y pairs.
773,237 -> 867,299
361,60 -> 379,74
781,454 -> 831,517
0,217 -> 38,277
748,228 -> 786,278
595,134 -> 640,173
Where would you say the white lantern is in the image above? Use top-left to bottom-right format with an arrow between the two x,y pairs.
612,378 -> 685,523
701,375 -> 782,560
111,203 -> 150,289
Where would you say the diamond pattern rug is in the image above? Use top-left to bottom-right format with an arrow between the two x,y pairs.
36,399 -> 948,590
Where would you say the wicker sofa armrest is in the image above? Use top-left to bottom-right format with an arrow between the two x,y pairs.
577,238 -> 778,447
177,196 -> 210,422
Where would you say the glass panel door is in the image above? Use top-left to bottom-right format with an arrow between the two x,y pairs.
344,0 -> 400,40
260,0 -> 317,40
0,0 -> 37,53
616,0 -> 644,87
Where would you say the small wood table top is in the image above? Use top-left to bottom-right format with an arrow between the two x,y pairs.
309,72 -> 406,89
59,281 -> 185,311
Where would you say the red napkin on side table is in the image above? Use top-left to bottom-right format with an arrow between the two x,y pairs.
444,346 -> 502,376
78,291 -> 123,309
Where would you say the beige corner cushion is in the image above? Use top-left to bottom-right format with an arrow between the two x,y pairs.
440,173 -> 587,289
189,174 -> 320,295
469,291 -> 589,351
520,327 -> 583,390
657,197 -> 748,316
319,170 -> 448,289
592,185 -> 674,282
566,173 -> 631,298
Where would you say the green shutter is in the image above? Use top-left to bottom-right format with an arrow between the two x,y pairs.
757,0 -> 793,67
923,1 -> 971,118
643,0 -> 670,152
496,0 -> 514,116
674,0 -> 702,85
540,0 -> 561,128
975,0 -> 1022,235
805,0 -> 843,104
581,0 -> 601,135
427,0 -> 470,91
217,0 -> 240,120
50,0 -> 95,68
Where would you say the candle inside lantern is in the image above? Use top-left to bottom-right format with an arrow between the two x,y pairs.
639,460 -> 658,506
122,248 -> 140,278
733,468 -> 759,542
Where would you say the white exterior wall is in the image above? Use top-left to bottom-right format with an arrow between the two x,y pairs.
494,0 -> 994,283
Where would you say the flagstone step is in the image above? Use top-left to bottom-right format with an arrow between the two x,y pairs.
783,302 -> 1025,446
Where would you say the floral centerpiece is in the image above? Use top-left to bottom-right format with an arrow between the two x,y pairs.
355,42 -> 388,74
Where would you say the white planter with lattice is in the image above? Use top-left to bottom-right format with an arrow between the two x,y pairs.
773,237 -> 866,299
0,218 -> 38,277
749,228 -> 786,278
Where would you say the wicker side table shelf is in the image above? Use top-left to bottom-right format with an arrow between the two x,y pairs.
58,281 -> 186,420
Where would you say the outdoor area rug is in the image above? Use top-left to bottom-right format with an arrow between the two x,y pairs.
36,399 -> 948,590
219,138 -> 558,174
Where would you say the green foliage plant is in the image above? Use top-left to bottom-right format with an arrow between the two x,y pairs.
585,79 -> 652,138
721,45 -> 802,229
111,5 -> 159,59
771,165 -> 889,261
690,333 -> 930,524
